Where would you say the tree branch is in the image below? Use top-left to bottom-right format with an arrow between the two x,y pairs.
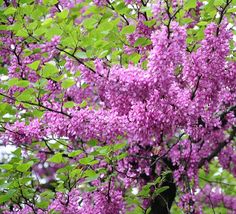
0,92 -> 71,118
198,126 -> 236,168
216,0 -> 232,36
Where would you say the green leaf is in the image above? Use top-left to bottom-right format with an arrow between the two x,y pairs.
71,169 -> 82,177
19,177 -> 32,185
126,206 -> 143,214
16,80 -> 29,88
37,201 -> 49,209
0,164 -> 13,170
16,161 -> 34,172
81,83 -> 89,89
57,9 -> 69,19
75,52 -> 87,59
70,169 -> 83,179
138,184 -> 152,197
130,53 -> 141,64
7,78 -> 19,87
116,152 -> 128,160
17,88 -> 34,101
97,146 -> 110,155
143,19 -> 156,27
204,0 -> 215,13
43,0 -> 58,4
75,71 -> 81,77
33,48 -> 41,54
84,170 -> 97,177
63,101 -> 75,108
146,207 -> 151,214
45,26 -> 63,40
214,0 -> 225,6
0,67 -> 7,75
99,50 -> 109,58
27,60 -> 41,71
40,190 -> 55,199
47,153 -> 63,163
184,0 -> 197,10
42,63 -> 59,78
134,37 -> 152,47
154,186 -> 169,196
227,7 -> 236,13
197,21 -> 208,26
83,18 -> 97,29
79,156 -> 94,165
121,25 -> 135,34
32,109 -> 44,118
154,177 -> 161,185
113,142 -> 127,151
68,150 -> 83,157
4,7 -> 17,15
83,169 -> 99,180
88,139 -> 97,146
16,29 -> 28,37
42,18 -> 53,26
13,148 -> 21,157
61,79 -> 76,89
79,100 -> 87,108
0,190 -> 16,204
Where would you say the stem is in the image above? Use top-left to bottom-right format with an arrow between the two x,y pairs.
106,0 -> 129,25
150,173 -> 176,214
190,75 -> 201,100
0,92 -> 71,118
198,126 -> 236,168
216,0 -> 232,36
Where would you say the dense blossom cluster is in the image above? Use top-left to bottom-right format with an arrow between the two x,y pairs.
0,0 -> 235,213
197,184 -> 236,213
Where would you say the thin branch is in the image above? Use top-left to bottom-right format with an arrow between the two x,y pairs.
107,176 -> 112,203
164,0 -> 182,39
199,176 -> 236,187
0,92 -> 71,118
216,0 -> 232,36
106,0 -> 129,25
191,75 -> 201,100
151,133 -> 185,166
198,126 -> 236,168
56,47 -> 103,77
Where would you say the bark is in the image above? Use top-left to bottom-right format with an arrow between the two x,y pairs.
150,173 -> 176,214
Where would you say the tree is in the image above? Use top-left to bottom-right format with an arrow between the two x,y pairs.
0,0 -> 235,213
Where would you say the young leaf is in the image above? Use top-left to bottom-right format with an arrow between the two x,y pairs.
27,60 -> 41,71
134,37 -> 152,47
61,79 -> 76,89
47,153 -> 63,163
68,150 -> 83,157
79,156 -> 94,165
79,100 -> 87,108
16,161 -> 34,172
63,101 -> 76,108
121,25 -> 135,34
42,63 -> 59,78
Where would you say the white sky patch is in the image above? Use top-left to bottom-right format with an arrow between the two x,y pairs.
0,145 -> 16,162
132,187 -> 139,195
213,167 -> 223,176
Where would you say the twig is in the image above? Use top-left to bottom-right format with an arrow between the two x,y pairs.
198,126 -> 236,168
191,75 -> 201,100
0,92 -> 71,118
216,0 -> 232,36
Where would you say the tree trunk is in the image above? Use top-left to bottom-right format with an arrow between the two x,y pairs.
150,173 -> 177,214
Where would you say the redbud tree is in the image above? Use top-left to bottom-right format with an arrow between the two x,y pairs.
0,0 -> 235,213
